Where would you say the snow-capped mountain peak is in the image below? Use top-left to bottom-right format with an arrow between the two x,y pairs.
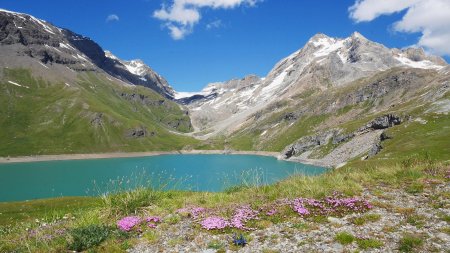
182,32 -> 447,136
104,50 -> 174,97
123,60 -> 147,76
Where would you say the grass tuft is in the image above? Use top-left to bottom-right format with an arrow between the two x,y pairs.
335,232 -> 355,245
398,233 -> 424,252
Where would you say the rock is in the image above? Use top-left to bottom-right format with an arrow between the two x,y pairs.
327,217 -> 346,225
332,133 -> 355,145
90,112 -> 103,127
368,143 -> 382,158
201,249 -> 216,253
126,127 -> 148,138
283,112 -> 297,121
380,131 -> 391,141
436,232 -> 450,242
360,114 -> 402,131
281,130 -> 338,159
330,243 -> 344,252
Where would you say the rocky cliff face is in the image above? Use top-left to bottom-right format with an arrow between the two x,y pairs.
182,32 -> 447,137
0,9 -> 174,98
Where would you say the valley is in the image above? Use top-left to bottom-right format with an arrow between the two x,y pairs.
0,6 -> 449,253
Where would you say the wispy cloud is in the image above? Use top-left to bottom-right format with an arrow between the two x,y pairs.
153,0 -> 260,40
106,14 -> 119,23
206,19 -> 223,30
349,0 -> 450,56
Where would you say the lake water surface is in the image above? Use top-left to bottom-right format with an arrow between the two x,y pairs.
0,154 -> 326,202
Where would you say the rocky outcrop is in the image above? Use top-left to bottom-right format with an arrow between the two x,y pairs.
359,114 -> 402,132
366,131 -> 393,158
282,114 -> 402,164
126,127 -> 154,138
282,130 -> 339,159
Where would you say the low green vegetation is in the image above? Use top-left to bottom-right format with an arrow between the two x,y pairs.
335,232 -> 355,245
356,238 -> 383,249
68,225 -> 112,251
207,239 -> 225,250
352,213 -> 381,225
398,233 -> 424,252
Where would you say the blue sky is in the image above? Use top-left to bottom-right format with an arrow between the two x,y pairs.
0,0 -> 448,91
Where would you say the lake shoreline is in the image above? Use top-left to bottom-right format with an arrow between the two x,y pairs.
0,150 -> 280,164
0,150 -> 333,168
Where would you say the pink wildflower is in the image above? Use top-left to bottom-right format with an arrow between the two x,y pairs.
117,216 -> 141,232
177,206 -> 206,219
200,216 -> 229,230
230,205 -> 259,230
146,216 -> 161,223
266,208 -> 277,216
145,216 -> 161,229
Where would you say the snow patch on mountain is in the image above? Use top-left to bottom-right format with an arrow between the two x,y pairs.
394,54 -> 444,70
312,38 -> 346,58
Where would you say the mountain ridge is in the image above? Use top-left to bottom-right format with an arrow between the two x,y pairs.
0,8 -> 175,98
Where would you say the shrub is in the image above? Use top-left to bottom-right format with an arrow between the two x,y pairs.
67,225 -> 111,251
335,232 -> 354,245
398,234 -> 423,252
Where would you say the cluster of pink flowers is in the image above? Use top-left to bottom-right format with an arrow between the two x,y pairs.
146,216 -> 161,228
200,205 -> 260,230
177,206 -> 206,219
200,216 -> 229,230
117,193 -> 372,232
117,215 -> 162,232
289,193 -> 372,217
117,216 -> 141,232
292,198 -> 311,216
230,205 -> 259,230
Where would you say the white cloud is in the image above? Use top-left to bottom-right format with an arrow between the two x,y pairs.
153,0 -> 260,40
349,0 -> 450,56
106,14 -> 119,22
206,19 -> 223,30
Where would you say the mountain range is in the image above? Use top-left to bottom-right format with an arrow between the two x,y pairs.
0,9 -> 449,167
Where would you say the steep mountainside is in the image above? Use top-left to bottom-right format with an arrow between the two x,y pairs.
0,9 -> 174,98
181,32 -> 450,166
0,9 -> 195,156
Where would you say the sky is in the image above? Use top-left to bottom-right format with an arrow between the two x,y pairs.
0,0 -> 449,91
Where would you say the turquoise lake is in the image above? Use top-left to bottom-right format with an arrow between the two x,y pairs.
0,154 -> 326,202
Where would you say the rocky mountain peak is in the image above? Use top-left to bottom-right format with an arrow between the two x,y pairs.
308,33 -> 331,42
350,31 -> 367,41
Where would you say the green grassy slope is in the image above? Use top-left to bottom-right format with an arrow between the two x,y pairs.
0,68 -> 199,156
